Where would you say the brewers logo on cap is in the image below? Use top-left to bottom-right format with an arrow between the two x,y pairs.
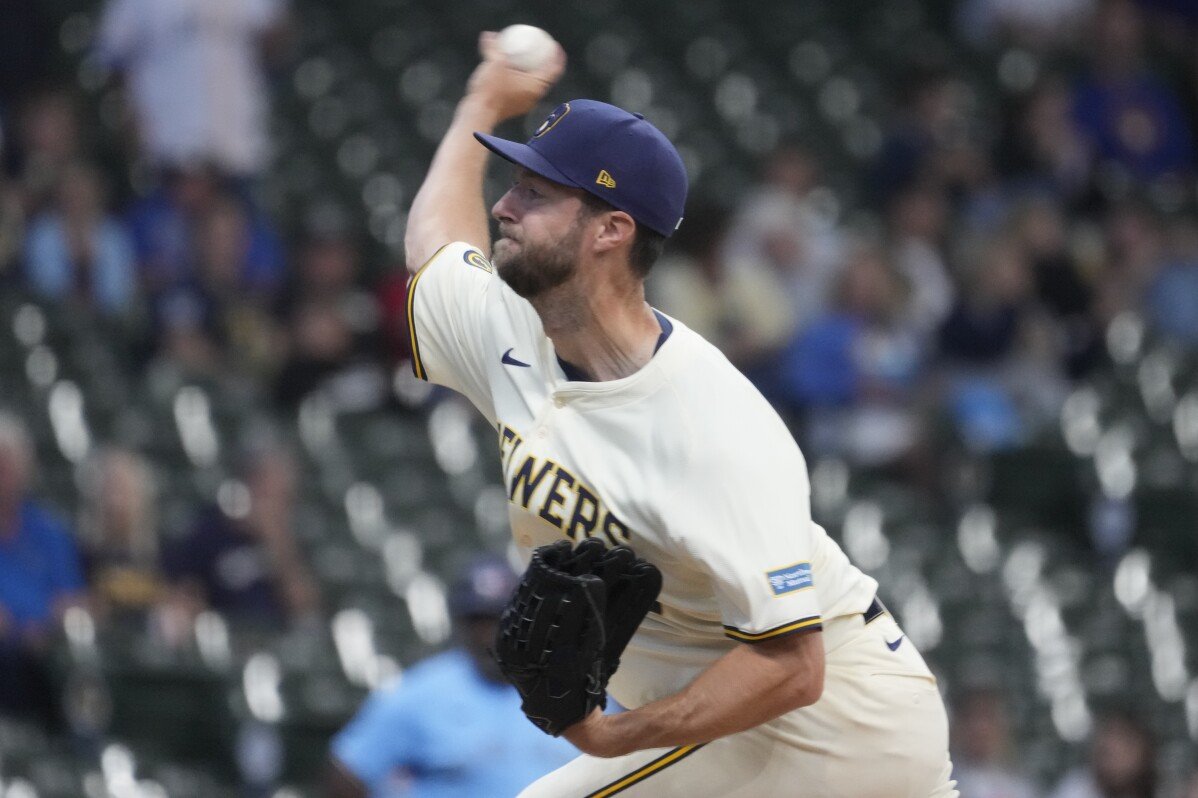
533,102 -> 571,138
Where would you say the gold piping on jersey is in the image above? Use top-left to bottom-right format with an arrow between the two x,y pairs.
723,615 -> 823,642
406,243 -> 452,381
583,744 -> 706,797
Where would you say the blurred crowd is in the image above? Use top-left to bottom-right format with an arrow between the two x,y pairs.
652,0 -> 1198,481
0,0 -> 1195,794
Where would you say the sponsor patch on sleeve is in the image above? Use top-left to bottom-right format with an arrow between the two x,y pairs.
766,562 -> 814,597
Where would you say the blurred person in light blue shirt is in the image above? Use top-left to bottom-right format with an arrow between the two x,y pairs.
23,162 -> 137,316
326,555 -> 576,798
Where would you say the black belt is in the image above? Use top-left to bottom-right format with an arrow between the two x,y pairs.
863,596 -> 888,625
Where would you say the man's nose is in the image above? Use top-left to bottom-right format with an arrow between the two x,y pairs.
492,189 -> 518,223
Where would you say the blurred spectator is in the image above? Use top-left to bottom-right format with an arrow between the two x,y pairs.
1144,215 -> 1198,345
127,166 -> 286,296
888,183 -> 956,336
939,236 -> 1067,450
0,1 -> 54,119
275,232 -> 385,409
939,237 -> 1035,367
163,444 -> 318,630
1092,201 -> 1166,327
647,201 -> 795,371
1009,197 -> 1103,377
0,412 -> 87,727
776,242 -> 927,467
1048,709 -> 1157,798
951,688 -> 1039,798
871,67 -> 990,206
95,0 -> 292,180
77,448 -> 166,627
13,89 -> 84,213
958,0 -> 1094,50
154,194 -> 285,377
721,144 -> 845,331
1182,770 -> 1198,798
22,161 -> 138,317
379,267 -> 416,368
1072,0 -> 1194,183
995,76 -> 1096,207
327,555 -> 576,798
0,163 -> 24,281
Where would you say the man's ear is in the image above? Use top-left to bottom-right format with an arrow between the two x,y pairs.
590,210 -> 637,256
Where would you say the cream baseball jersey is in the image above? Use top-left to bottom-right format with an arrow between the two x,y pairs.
407,242 -> 878,708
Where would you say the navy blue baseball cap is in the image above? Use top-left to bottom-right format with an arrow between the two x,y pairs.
447,554 -> 518,618
475,100 -> 688,237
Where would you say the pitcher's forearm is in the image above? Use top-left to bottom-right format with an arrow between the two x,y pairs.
565,632 -> 825,758
404,96 -> 503,272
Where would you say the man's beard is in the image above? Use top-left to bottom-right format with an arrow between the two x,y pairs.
493,221 -> 582,299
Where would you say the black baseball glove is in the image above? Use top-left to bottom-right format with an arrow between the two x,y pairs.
493,537 -> 662,736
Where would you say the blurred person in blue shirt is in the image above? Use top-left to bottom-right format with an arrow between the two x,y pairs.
326,555 -> 576,798
1072,0 -> 1194,181
0,412 -> 86,727
776,241 -> 928,468
1145,216 -> 1198,345
951,687 -> 1040,798
23,161 -> 137,317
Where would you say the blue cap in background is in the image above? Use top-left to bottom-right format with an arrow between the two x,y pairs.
475,99 -> 688,237
447,554 -> 518,618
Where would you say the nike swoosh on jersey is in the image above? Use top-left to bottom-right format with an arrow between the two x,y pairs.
886,636 -> 904,651
501,348 -> 531,368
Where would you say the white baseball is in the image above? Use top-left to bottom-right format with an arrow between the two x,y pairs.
497,24 -> 557,72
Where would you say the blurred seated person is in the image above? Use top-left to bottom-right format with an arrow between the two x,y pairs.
1049,708 -> 1156,798
0,412 -> 86,727
326,555 -> 576,798
126,164 -> 285,296
647,200 -> 795,372
774,242 -> 927,468
957,0 -> 1093,50
720,144 -> 844,332
887,183 -> 955,337
274,231 -> 384,409
993,75 -> 1095,206
1145,216 -> 1198,345
163,444 -> 318,630
1009,196 -> 1102,377
1072,0 -> 1194,182
869,67 -> 990,206
78,447 -> 167,628
939,235 -> 1067,450
23,161 -> 137,318
13,88 -> 83,213
951,687 -> 1039,798
153,193 -> 284,377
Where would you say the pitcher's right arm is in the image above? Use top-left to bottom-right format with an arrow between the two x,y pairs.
404,32 -> 565,272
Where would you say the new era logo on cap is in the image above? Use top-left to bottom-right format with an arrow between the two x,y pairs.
474,99 -> 688,237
